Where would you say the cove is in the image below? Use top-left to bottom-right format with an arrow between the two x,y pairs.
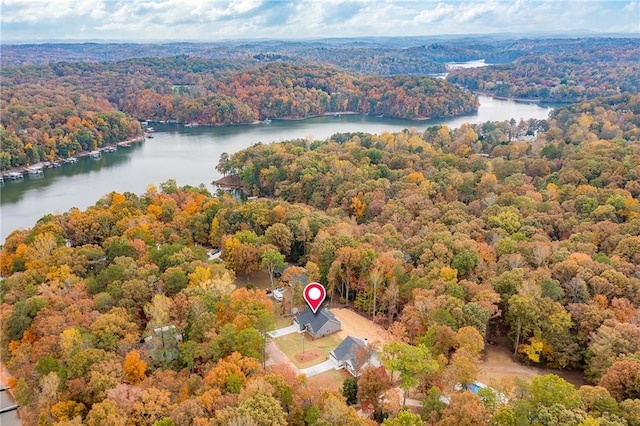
0,96 -> 554,242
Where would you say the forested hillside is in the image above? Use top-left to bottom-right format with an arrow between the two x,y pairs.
0,58 -> 477,169
447,39 -> 640,102
2,94 -> 639,425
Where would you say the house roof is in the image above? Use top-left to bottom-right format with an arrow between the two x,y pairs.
295,307 -> 340,335
332,336 -> 367,363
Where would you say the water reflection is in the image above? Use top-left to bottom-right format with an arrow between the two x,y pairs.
1,144 -> 139,204
0,96 -> 554,242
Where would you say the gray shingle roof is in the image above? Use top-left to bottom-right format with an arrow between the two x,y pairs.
295,307 -> 339,335
331,336 -> 366,363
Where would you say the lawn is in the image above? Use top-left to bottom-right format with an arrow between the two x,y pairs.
275,332 -> 343,369
274,315 -> 294,329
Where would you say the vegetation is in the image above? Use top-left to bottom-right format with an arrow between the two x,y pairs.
2,92 -> 639,424
1,58 -> 477,170
447,38 -> 640,102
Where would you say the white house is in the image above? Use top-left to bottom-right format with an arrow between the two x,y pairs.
329,336 -> 380,377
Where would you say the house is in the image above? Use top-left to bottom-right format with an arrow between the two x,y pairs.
144,325 -> 183,364
329,336 -> 380,377
294,307 -> 341,339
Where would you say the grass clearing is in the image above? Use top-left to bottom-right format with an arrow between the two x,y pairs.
234,268 -> 273,290
274,316 -> 294,329
275,332 -> 343,369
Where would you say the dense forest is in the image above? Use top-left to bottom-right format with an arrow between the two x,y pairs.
0,58 -> 477,170
2,93 -> 640,425
2,37 -> 637,170
447,39 -> 640,103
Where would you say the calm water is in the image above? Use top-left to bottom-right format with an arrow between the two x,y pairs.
0,96 -> 553,242
0,389 -> 20,425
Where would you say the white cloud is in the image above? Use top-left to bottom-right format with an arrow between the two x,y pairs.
453,0 -> 500,23
414,2 -> 456,23
1,0 -> 107,23
0,0 -> 637,41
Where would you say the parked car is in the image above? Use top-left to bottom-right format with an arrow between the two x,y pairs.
208,249 -> 221,260
273,287 -> 285,302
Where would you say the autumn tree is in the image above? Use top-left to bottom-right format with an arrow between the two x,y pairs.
261,248 -> 286,289
123,350 -> 146,385
381,342 -> 438,405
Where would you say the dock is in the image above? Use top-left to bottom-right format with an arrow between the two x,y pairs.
5,172 -> 23,180
89,150 -> 102,159
117,136 -> 145,148
0,404 -> 19,414
26,165 -> 44,175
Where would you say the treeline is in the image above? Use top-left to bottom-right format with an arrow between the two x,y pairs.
1,59 -> 478,169
4,37 -> 635,76
447,39 -> 640,102
2,94 -> 640,424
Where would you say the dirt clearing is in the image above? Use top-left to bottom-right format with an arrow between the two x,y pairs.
331,308 -> 392,348
294,348 -> 322,363
478,344 -> 586,388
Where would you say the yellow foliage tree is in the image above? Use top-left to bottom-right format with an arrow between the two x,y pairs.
51,400 -> 86,422
111,192 -> 126,206
406,171 -> 425,185
351,192 -> 366,220
439,266 -> 458,283
147,204 -> 162,218
519,333 -> 545,363
188,266 -> 212,287
59,327 -> 83,360
123,350 -> 146,385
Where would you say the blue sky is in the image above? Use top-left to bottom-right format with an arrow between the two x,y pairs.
1,0 -> 638,42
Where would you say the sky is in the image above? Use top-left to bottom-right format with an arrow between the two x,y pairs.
1,0 -> 638,42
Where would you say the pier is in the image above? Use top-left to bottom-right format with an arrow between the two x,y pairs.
0,404 -> 19,414
26,165 -> 44,175
5,172 -> 23,180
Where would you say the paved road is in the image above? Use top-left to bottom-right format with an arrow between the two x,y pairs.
300,359 -> 336,377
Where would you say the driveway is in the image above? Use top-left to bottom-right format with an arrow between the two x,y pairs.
299,359 -> 336,377
268,324 -> 299,338
265,341 -> 301,374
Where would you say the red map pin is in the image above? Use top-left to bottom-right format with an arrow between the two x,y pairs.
303,282 -> 326,313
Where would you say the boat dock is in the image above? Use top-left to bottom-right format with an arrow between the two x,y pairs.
117,136 -> 145,148
0,135 -> 145,181
26,165 -> 44,175
5,172 -> 23,180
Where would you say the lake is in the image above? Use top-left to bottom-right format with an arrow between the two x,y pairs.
0,95 -> 554,242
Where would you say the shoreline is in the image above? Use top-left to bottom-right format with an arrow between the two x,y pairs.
471,89 -> 573,105
0,135 -> 145,179
158,107 -> 484,128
